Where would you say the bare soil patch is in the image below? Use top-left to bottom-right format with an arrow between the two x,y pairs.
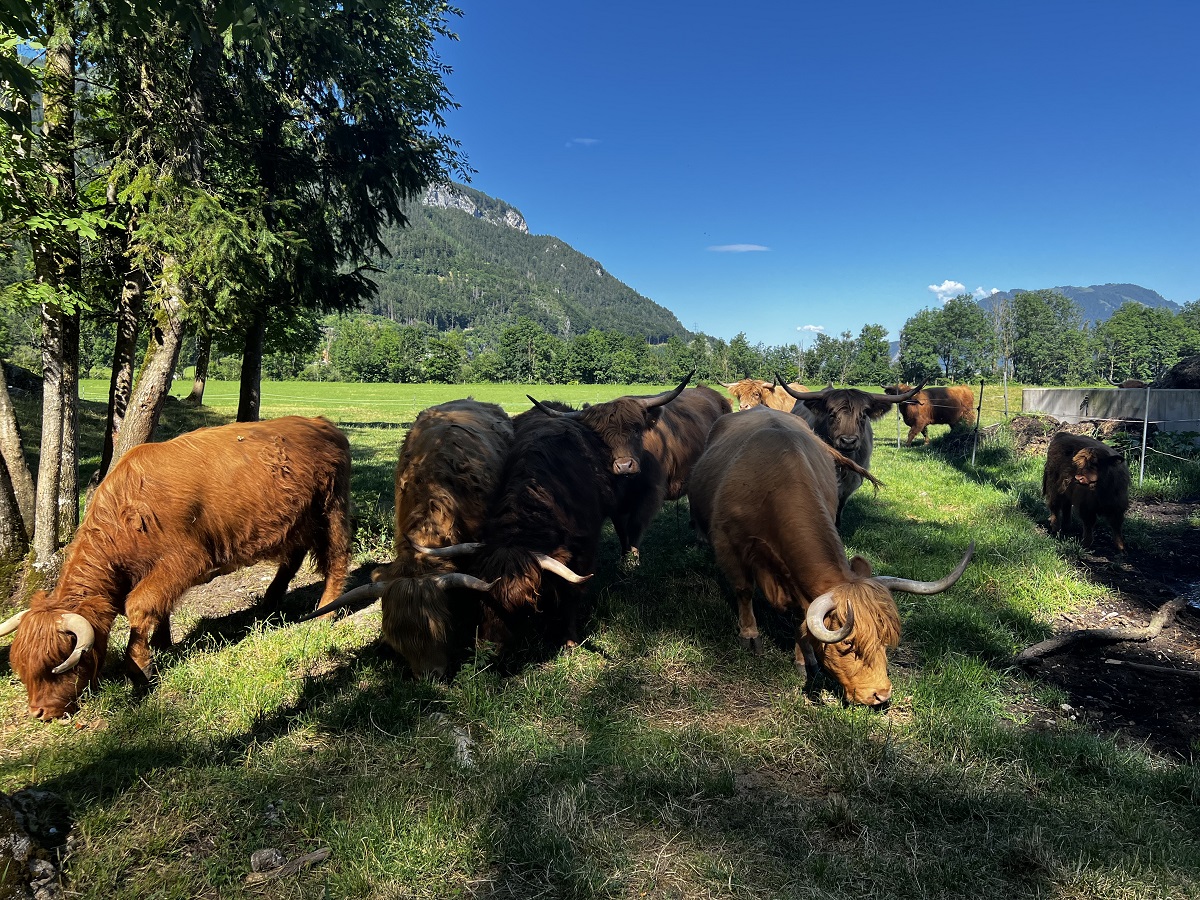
1006,415 -> 1200,758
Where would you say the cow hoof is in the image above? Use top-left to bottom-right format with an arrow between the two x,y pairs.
739,635 -> 763,655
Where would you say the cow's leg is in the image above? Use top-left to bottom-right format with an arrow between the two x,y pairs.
921,425 -> 930,443
123,563 -> 202,681
264,547 -> 307,608
311,500 -> 352,612
906,424 -> 920,446
794,623 -> 825,696
735,586 -> 761,654
149,612 -> 173,651
1108,513 -> 1127,553
1079,509 -> 1097,548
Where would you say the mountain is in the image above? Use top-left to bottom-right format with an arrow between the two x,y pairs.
364,184 -> 690,343
981,283 -> 1182,324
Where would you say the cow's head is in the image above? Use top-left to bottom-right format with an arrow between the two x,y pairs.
3,598 -> 104,720
528,372 -> 693,475
781,379 -> 926,455
721,379 -> 774,411
1071,445 -> 1124,489
805,542 -> 974,707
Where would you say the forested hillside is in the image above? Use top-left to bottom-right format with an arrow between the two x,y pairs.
983,283 -> 1182,325
364,185 -> 690,343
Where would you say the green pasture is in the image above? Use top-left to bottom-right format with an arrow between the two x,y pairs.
2,380 -> 1199,899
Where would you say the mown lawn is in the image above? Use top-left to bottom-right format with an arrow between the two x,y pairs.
2,380 -> 1198,899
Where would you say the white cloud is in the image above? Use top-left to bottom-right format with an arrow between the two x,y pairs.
565,137 -> 599,148
707,244 -> 770,253
928,279 -> 966,303
972,286 -> 1001,300
797,324 -> 825,333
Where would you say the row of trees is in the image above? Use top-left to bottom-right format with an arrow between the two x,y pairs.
145,289 -> 1196,389
0,0 -> 465,572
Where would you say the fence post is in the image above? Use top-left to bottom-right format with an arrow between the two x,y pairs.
971,381 -> 985,466
1139,383 -> 1151,486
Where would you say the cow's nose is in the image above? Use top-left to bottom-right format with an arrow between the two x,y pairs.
836,436 -> 858,450
613,458 -> 638,475
870,688 -> 892,708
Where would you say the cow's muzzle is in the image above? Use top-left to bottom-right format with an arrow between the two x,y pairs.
613,457 -> 639,475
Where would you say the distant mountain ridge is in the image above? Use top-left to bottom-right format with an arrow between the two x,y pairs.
365,184 -> 690,343
982,283 -> 1182,324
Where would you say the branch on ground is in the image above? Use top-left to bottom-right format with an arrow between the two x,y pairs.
1014,595 -> 1190,667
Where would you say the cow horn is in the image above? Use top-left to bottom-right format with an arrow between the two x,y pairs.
535,553 -> 592,584
0,609 -> 27,637
874,541 -> 975,595
411,540 -> 484,558
432,573 -> 498,592
526,395 -> 571,418
297,581 -> 389,622
806,591 -> 854,643
638,371 -> 693,409
51,613 -> 95,674
776,376 -> 833,402
862,378 -> 928,404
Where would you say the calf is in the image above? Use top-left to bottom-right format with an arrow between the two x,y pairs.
722,379 -> 809,412
1042,432 -> 1130,552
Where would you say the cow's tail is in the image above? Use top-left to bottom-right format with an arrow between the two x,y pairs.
821,443 -> 883,490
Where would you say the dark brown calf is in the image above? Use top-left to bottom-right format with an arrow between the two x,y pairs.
1042,432 -> 1130,552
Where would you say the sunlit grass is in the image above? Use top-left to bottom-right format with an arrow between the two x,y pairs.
2,380 -> 1199,899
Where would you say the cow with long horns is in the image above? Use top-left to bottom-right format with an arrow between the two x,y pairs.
313,399 -> 513,677
530,379 -> 729,560
368,403 -> 615,669
777,378 -> 926,525
1,416 -> 352,719
688,407 -> 973,707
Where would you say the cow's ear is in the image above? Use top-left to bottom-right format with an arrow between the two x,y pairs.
849,555 -> 874,577
867,399 -> 893,419
1072,449 -> 1093,469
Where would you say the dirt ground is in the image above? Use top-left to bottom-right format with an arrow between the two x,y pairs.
1005,416 -> 1200,759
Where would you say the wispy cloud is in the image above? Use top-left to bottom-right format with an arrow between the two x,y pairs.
707,244 -> 770,253
797,324 -> 825,333
565,137 -> 600,148
972,286 -> 1000,300
928,279 -> 966,303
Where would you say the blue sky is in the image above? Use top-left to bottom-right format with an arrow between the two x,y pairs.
436,1 -> 1199,346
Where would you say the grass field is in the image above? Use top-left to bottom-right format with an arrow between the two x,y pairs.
2,380 -> 1199,899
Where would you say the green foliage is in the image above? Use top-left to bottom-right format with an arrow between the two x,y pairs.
1095,301 -> 1199,383
1010,290 -> 1091,384
899,296 -> 994,383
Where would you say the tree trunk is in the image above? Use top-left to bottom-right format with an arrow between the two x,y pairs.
27,1 -> 82,570
112,272 -> 187,467
57,309 -> 79,542
0,375 -> 35,537
236,317 -> 265,423
32,306 -> 66,567
96,253 -> 146,484
0,454 -> 29,560
186,330 -> 212,406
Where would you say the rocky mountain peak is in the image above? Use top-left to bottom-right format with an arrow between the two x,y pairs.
422,183 -> 529,233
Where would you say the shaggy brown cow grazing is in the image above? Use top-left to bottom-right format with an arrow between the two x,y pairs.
1042,433 -> 1130,552
882,384 -> 976,446
1116,379 -> 1149,389
373,405 -> 615,668
316,400 -> 513,678
1,416 -> 351,719
688,407 -> 973,706
778,379 -> 926,525
721,379 -> 809,411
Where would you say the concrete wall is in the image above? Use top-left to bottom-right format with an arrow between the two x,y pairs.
1022,388 -> 1200,433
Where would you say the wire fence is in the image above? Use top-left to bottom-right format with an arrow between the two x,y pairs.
889,383 -> 1200,486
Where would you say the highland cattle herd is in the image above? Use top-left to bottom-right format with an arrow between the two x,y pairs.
2,375 -> 1133,719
